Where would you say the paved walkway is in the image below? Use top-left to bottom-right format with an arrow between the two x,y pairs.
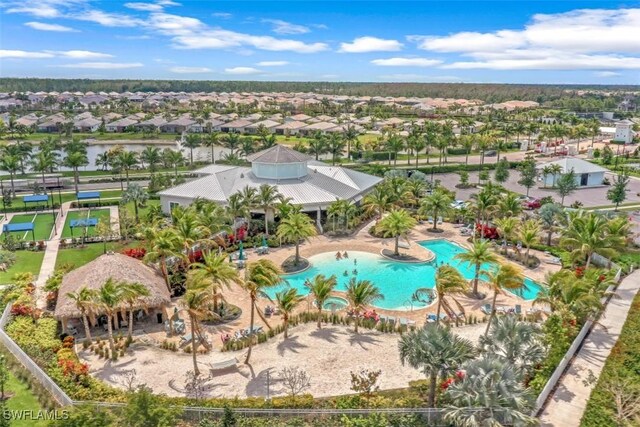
539,269 -> 640,427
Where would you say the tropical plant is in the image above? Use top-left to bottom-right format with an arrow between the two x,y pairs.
538,202 -> 562,246
362,187 -> 391,221
181,281 -> 213,375
66,287 -> 97,342
454,239 -> 498,297
431,265 -> 467,324
419,189 -> 452,231
305,274 -> 337,329
399,324 -> 475,407
256,184 -> 283,236
242,259 -> 283,363
378,209 -> 417,256
345,278 -> 383,333
121,184 -> 149,223
144,227 -> 181,292
183,133 -> 201,165
94,278 -> 125,357
560,211 -> 617,269
63,151 -> 89,194
276,212 -> 317,266
494,217 -> 518,255
482,263 -> 525,335
120,282 -> 151,340
189,251 -> 240,307
518,219 -> 541,265
275,288 -> 304,339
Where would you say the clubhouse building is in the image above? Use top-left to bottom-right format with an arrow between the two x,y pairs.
158,145 -> 382,228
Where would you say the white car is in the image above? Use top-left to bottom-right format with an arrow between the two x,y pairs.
451,200 -> 466,209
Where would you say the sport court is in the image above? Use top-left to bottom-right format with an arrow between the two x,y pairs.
3,212 -> 58,241
61,209 -> 111,239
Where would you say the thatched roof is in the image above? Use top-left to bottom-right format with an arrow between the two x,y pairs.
54,253 -> 171,319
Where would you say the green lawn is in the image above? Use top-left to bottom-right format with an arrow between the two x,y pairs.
17,190 -> 124,206
61,209 -> 111,239
56,240 -> 142,269
122,199 -> 161,221
7,213 -> 57,241
5,372 -> 47,427
0,251 -> 45,284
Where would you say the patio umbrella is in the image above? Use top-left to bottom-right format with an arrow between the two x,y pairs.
261,235 -> 267,248
238,241 -> 244,260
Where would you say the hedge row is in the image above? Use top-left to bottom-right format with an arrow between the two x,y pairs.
580,292 -> 640,426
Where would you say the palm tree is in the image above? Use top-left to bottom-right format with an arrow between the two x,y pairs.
454,239 -> 498,297
378,209 -> 417,256
327,132 -> 345,165
307,131 -> 328,161
399,324 -> 475,407
479,316 -> 545,380
305,274 -> 337,329
223,133 -> 241,156
140,146 -> 162,172
239,186 -> 257,227
243,259 -> 283,364
256,184 -> 283,236
63,151 -> 89,194
385,133 -> 405,167
419,190 -> 452,231
538,203 -> 562,246
30,149 -> 57,185
190,251 -> 240,307
444,357 -> 536,426
203,131 -> 221,164
66,287 -> 97,342
432,265 -> 467,324
497,192 -> 522,218
182,133 -> 201,165
226,193 -> 249,233
345,278 -> 383,333
362,187 -> 391,222
0,155 -> 20,196
275,288 -> 304,339
116,151 -> 139,186
518,219 -> 541,265
181,284 -> 213,375
121,184 -> 148,223
94,278 -> 124,357
144,227 -> 181,292
276,212 -> 317,266
120,282 -> 150,340
164,149 -> 184,178
482,263 -> 525,335
494,217 -> 518,255
174,209 -> 208,258
560,211 -> 617,269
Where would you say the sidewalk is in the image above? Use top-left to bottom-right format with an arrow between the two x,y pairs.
538,269 -> 640,426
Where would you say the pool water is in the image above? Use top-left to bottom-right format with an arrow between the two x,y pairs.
318,296 -> 349,311
268,240 -> 543,310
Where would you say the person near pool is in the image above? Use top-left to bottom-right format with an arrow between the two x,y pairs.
343,251 -> 349,258
354,258 -> 357,266
336,252 -> 342,260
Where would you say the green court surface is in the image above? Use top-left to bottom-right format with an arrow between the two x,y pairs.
61,209 -> 111,239
6,213 -> 57,241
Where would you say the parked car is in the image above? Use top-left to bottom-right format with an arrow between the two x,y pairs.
485,150 -> 497,157
450,200 -> 466,209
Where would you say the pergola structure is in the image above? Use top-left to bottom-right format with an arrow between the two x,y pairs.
2,222 -> 35,242
69,217 -> 98,237
76,191 -> 101,207
23,194 -> 49,211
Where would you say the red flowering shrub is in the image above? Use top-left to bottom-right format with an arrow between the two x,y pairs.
62,336 -> 75,349
475,223 -> 499,240
440,377 -> 454,390
455,370 -> 465,380
10,304 -> 33,317
188,249 -> 204,264
58,358 -> 89,380
575,266 -> 585,278
122,247 -> 146,259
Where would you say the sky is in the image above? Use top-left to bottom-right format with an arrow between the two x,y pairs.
1,0 -> 639,84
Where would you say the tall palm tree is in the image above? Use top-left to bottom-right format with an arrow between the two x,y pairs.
479,316 -> 545,380
194,200 -> 230,238
342,124 -> 359,161
182,133 -> 201,165
256,184 -> 283,236
494,217 -> 518,255
327,132 -> 345,165
345,278 -> 383,333
560,211 -> 617,269
120,282 -> 150,340
307,131 -> 328,161
454,239 -> 498,297
144,227 -> 181,292
239,186 -> 258,227
518,219 -> 541,265
275,288 -> 304,339
94,278 -> 124,357
66,287 -> 97,341
63,151 -> 89,194
378,209 -> 417,256
181,283 -> 213,375
362,187 -> 391,221
174,209 -> 207,258
0,155 -> 20,196
116,151 -> 139,186
399,324 -> 475,407
140,146 -> 162,172
164,149 -> 184,178
121,184 -> 148,223
305,274 -> 337,329
538,203 -> 562,246
242,259 -> 283,364
432,265 -> 467,324
444,357 -> 536,426
190,251 -> 240,307
223,133 -> 241,156
226,193 -> 249,233
30,149 -> 57,185
203,131 -> 221,163
276,212 -> 317,266
497,193 -> 522,218
482,263 -> 525,335
419,190 -> 452,231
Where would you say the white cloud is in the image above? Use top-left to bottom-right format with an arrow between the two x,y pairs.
339,36 -> 403,53
169,66 -> 211,73
57,62 -> 144,69
157,0 -> 180,5
256,61 -> 289,66
413,7 -> 640,70
0,50 -> 55,59
213,12 -> 232,19
76,10 -> 144,27
371,57 -> 442,67
225,67 -> 262,75
3,0 -> 84,18
124,2 -> 164,12
595,71 -> 621,77
53,50 -> 114,59
262,19 -> 310,35
24,21 -> 78,32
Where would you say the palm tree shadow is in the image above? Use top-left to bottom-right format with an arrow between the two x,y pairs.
309,327 -> 339,343
245,367 -> 276,397
348,331 -> 381,349
277,335 -> 308,356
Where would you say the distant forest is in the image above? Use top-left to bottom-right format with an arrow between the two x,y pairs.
0,78 -> 637,103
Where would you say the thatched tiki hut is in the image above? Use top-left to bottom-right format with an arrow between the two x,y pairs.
54,253 -> 171,333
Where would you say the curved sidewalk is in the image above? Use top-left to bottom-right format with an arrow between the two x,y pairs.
539,269 -> 640,427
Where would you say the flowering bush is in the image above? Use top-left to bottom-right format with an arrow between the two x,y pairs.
121,247 -> 146,259
62,336 -> 75,349
440,377 -> 454,390
10,304 -> 33,317
188,249 -> 204,264
58,358 -> 89,381
475,223 -> 499,240
575,266 -> 585,278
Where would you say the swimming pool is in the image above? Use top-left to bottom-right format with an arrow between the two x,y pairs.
268,239 -> 543,310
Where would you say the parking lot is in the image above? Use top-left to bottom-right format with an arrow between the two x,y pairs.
434,171 -> 640,208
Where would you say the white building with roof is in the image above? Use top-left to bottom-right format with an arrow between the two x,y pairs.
158,145 -> 382,227
613,120 -> 635,143
536,157 -> 608,187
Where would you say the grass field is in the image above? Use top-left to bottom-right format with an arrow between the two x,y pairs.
0,251 -> 45,284
56,240 -> 142,269
5,372 -> 47,427
7,213 -> 57,241
122,199 -> 160,220
61,209 -> 111,239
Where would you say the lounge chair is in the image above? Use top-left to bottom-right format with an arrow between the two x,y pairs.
426,314 -> 437,323
180,333 -> 194,345
515,305 -> 522,315
481,304 -> 492,315
209,357 -> 240,372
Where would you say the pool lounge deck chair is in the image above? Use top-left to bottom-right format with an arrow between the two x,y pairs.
209,357 -> 240,372
481,304 -> 492,315
426,314 -> 437,323
515,304 -> 522,315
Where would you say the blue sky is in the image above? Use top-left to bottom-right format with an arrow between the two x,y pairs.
1,1 -> 639,84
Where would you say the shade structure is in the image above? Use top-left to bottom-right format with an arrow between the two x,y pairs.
69,217 -> 98,237
2,222 -> 35,241
76,191 -> 101,200
23,195 -> 49,203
